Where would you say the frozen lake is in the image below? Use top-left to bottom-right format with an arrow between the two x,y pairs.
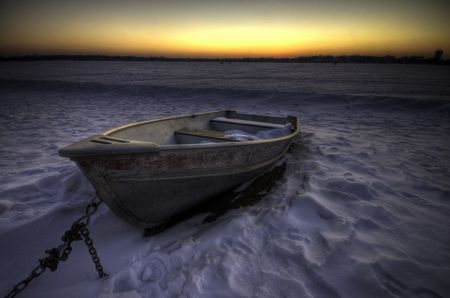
1,62 -> 450,297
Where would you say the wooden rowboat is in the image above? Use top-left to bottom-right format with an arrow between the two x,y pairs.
59,110 -> 300,227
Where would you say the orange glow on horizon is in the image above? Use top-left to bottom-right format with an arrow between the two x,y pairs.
1,1 -> 449,58
2,22 -> 447,58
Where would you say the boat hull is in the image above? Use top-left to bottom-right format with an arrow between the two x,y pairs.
75,139 -> 292,227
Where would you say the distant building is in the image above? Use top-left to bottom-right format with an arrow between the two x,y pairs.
434,49 -> 443,60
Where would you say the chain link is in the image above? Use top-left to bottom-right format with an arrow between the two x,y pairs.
4,195 -> 107,298
80,227 -> 107,278
4,265 -> 46,298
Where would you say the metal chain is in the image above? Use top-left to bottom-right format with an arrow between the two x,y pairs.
80,227 -> 107,278
4,265 -> 46,298
4,195 -> 107,298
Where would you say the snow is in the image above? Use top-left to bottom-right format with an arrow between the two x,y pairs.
224,124 -> 294,141
1,61 -> 450,298
224,130 -> 260,141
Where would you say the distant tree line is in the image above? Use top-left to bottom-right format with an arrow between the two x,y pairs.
0,54 -> 448,65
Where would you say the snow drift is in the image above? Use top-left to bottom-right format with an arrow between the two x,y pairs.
1,61 -> 449,298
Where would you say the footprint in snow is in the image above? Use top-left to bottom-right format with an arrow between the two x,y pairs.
140,257 -> 167,282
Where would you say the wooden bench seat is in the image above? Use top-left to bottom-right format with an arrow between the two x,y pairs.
174,128 -> 237,144
210,117 -> 286,134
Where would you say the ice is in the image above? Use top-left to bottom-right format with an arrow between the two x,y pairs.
1,61 -> 450,298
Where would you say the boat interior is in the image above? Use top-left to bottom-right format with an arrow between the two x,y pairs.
104,110 -> 297,145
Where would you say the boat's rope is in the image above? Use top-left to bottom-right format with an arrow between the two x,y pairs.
4,195 -> 108,298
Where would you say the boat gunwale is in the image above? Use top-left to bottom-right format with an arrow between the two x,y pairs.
103,109 -> 300,150
61,110 -> 300,158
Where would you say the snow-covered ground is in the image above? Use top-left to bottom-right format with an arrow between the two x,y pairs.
0,61 -> 449,298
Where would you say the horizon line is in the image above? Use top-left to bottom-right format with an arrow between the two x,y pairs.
0,53 -> 447,60
1,53 -> 448,65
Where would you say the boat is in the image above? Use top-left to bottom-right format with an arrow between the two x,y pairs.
59,110 -> 300,228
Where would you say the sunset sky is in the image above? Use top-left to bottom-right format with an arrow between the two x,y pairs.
1,0 -> 449,58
